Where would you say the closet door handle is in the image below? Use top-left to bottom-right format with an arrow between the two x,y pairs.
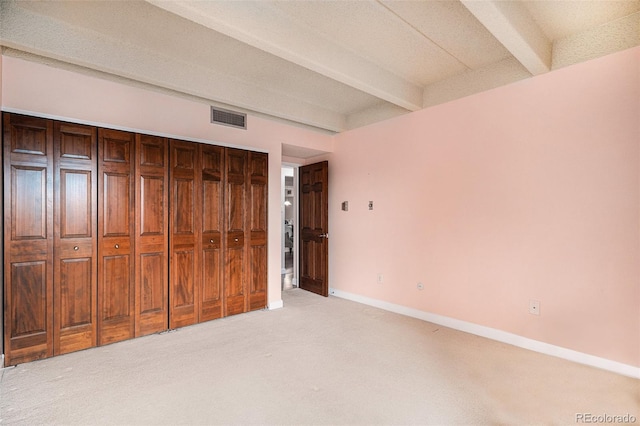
234,238 -> 239,242
114,244 -> 119,249
73,246 -> 79,251
210,239 -> 214,243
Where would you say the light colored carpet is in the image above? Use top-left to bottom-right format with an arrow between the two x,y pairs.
1,289 -> 638,425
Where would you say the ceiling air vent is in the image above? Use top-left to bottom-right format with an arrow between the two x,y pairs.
211,106 -> 247,129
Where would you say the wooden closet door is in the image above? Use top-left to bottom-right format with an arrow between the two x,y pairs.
3,113 -> 54,365
224,148 -> 248,316
248,152 -> 268,311
200,145 -> 224,322
135,135 -> 168,336
98,129 -> 135,345
169,139 -> 200,328
53,122 -> 98,355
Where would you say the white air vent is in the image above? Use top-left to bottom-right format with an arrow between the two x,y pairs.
211,107 -> 246,129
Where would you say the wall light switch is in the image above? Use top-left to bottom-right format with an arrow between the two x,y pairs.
342,201 -> 349,211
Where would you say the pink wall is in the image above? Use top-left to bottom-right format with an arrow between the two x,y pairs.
330,47 -> 639,367
1,49 -> 638,369
0,55 -> 334,309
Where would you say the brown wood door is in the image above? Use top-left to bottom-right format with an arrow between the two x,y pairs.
3,113 -> 54,365
200,145 -> 224,322
169,139 -> 200,328
248,152 -> 268,311
135,134 -> 168,336
224,148 -> 248,316
98,128 -> 135,345
299,161 -> 329,297
53,121 -> 98,355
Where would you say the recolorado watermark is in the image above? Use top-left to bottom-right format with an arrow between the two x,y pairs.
576,413 -> 637,423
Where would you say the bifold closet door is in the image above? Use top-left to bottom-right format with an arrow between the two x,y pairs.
248,152 -> 268,311
224,148 -> 248,316
53,122 -> 98,355
3,114 -> 54,365
200,145 -> 224,322
98,129 -> 135,345
169,139 -> 200,328
135,135 -> 168,336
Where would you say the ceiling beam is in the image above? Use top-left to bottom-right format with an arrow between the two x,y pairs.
0,0 -> 346,132
461,0 -> 551,75
146,0 -> 423,112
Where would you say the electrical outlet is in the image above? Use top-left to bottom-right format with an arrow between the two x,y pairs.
529,300 -> 540,315
417,282 -> 424,290
377,274 -> 383,284
368,201 -> 374,210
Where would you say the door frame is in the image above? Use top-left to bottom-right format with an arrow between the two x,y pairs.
281,163 -> 299,288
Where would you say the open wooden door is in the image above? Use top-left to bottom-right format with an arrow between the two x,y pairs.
299,161 -> 328,297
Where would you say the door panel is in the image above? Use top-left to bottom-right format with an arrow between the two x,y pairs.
200,145 -> 224,321
227,183 -> 245,231
12,167 -> 48,239
10,123 -> 48,155
60,170 -> 92,237
9,261 -> 49,360
201,248 -> 221,314
225,244 -> 245,315
59,258 -> 92,328
248,152 -> 267,311
299,161 -> 329,296
169,140 -> 200,328
54,122 -> 97,355
174,179 -> 194,233
103,173 -> 131,236
140,176 -> 165,234
3,113 -> 54,365
224,149 -> 247,316
98,129 -> 135,345
135,135 -> 168,336
11,261 -> 47,337
140,253 -> 165,313
101,255 -> 131,320
173,250 -> 195,308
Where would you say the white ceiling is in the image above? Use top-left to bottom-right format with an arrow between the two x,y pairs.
1,0 -> 638,134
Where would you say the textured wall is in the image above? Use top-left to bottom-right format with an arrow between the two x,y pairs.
330,47 -> 639,367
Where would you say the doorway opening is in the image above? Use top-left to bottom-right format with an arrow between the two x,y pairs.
281,165 -> 298,290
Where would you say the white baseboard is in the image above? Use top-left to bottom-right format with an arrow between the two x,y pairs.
268,299 -> 284,310
329,288 -> 640,379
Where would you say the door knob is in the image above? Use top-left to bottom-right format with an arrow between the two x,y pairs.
114,244 -> 119,249
210,239 -> 214,243
318,233 -> 329,239
234,238 -> 239,242
73,246 -> 79,251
